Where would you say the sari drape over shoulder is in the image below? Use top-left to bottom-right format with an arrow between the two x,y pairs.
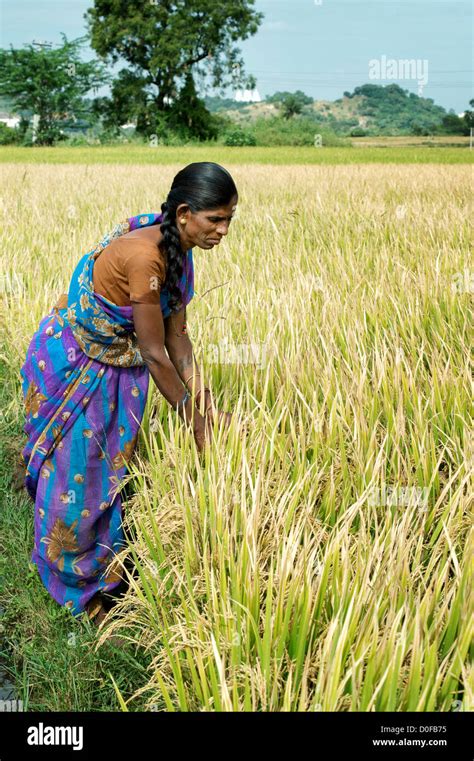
20,212 -> 194,617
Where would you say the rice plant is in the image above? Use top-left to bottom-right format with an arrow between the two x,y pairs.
1,160 -> 472,712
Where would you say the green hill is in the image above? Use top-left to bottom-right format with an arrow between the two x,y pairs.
206,84 -> 468,137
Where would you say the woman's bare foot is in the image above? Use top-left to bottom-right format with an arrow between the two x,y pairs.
11,455 -> 27,492
86,593 -> 109,625
86,593 -> 128,647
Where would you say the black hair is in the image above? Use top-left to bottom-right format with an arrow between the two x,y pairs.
159,162 -> 238,313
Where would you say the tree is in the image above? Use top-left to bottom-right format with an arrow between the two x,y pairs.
263,90 -> 313,120
165,71 -> 221,140
279,92 -> 312,119
0,35 -> 110,145
266,91 -> 291,103
96,68 -> 151,134
462,98 -> 474,131
85,0 -> 263,138
266,90 -> 313,105
441,112 -> 467,135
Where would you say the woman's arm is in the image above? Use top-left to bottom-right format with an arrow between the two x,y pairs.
165,308 -> 233,430
132,301 -> 205,429
164,308 -> 214,415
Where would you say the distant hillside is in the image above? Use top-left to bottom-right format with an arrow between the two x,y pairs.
206,84 -> 462,136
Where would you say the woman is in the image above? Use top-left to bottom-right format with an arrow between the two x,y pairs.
19,161 -> 238,625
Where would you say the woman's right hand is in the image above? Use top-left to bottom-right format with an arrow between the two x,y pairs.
193,414 -> 213,454
179,396 -> 208,453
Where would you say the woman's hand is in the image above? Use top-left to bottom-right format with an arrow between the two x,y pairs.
195,387 -> 215,417
193,387 -> 237,442
208,409 -> 233,430
198,390 -> 233,430
193,413 -> 214,454
179,394 -> 211,454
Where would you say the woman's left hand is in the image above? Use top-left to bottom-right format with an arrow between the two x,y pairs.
195,389 -> 238,432
213,410 -> 233,430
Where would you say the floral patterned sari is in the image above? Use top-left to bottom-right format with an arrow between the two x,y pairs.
20,212 -> 194,617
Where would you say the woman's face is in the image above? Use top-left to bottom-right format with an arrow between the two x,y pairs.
176,194 -> 238,251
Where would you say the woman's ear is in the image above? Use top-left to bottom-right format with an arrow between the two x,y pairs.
176,204 -> 190,222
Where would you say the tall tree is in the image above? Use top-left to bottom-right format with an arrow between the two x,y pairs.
277,91 -> 313,119
462,98 -> 474,131
85,0 -> 263,137
0,35 -> 110,145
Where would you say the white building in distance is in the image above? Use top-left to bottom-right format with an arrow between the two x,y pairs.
0,112 -> 20,128
234,88 -> 262,103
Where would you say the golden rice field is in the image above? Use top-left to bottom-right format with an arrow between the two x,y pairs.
0,161 -> 472,712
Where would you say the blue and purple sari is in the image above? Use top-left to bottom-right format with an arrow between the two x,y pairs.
19,212 -> 194,617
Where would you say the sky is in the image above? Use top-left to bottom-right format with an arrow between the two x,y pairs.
1,0 -> 472,114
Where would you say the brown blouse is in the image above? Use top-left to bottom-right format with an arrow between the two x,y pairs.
92,236 -> 167,306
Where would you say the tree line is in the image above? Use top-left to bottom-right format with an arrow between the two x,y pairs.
0,0 -> 471,146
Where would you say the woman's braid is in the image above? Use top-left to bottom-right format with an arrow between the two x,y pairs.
160,200 -> 186,313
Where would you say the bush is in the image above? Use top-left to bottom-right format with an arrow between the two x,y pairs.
350,127 -> 367,137
63,133 -> 99,146
441,113 -> 467,135
0,122 -> 22,145
249,115 -> 348,147
223,128 -> 256,146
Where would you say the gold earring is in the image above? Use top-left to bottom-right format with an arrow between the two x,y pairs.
180,218 -> 186,224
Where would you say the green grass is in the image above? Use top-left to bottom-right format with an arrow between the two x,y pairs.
0,144 -> 472,164
0,365 -> 157,711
